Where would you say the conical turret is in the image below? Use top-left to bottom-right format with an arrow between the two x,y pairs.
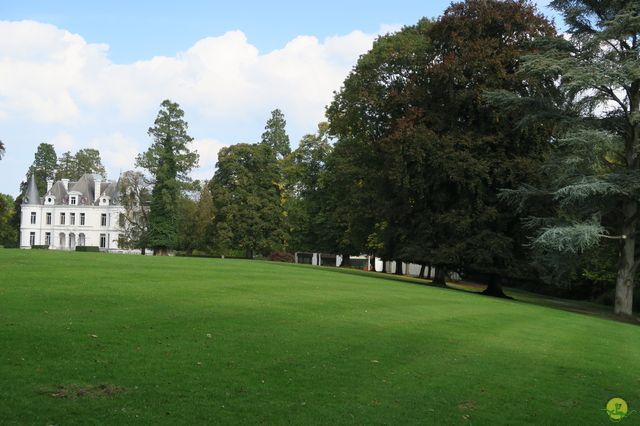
24,174 -> 40,205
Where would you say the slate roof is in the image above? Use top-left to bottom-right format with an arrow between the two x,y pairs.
24,174 -> 40,204
39,174 -> 119,206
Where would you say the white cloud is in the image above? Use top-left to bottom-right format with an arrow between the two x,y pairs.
192,138 -> 228,169
88,132 -> 141,174
50,131 -> 77,152
0,20 -> 385,194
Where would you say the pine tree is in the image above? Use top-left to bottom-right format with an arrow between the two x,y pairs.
136,100 -> 199,255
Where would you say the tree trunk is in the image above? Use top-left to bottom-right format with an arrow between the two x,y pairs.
141,247 -> 146,255
614,200 -> 637,316
245,248 -> 253,259
381,259 -> 387,273
395,260 -> 403,275
369,256 -> 377,272
154,246 -> 169,256
432,267 -> 446,287
340,254 -> 351,268
419,263 -> 426,279
481,273 -> 511,299
427,264 -> 432,279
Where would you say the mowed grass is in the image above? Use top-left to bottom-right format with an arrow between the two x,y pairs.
0,250 -> 638,425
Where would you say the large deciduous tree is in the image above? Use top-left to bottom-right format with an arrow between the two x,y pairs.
0,193 -> 18,247
137,100 -> 199,255
284,123 -> 333,252
56,149 -> 107,181
326,0 -> 556,291
209,143 -> 286,258
24,143 -> 57,195
118,170 -> 152,254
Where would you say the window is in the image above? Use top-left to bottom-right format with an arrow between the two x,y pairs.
46,212 -> 52,225
70,196 -> 77,205
45,232 -> 51,246
70,213 -> 76,225
29,232 -> 35,246
119,213 -> 125,227
101,213 -> 107,226
60,212 -> 65,225
80,213 -> 85,225
99,233 -> 106,248
30,212 -> 36,224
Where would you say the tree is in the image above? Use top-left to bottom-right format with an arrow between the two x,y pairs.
192,183 -> 215,252
284,123 -> 333,252
209,143 -> 286,258
136,100 -> 199,255
261,109 -> 291,159
502,0 -> 640,316
326,0 -> 556,291
0,194 -> 18,247
56,149 -> 107,181
74,149 -> 107,178
118,170 -> 152,254
56,151 -> 76,180
23,143 -> 57,195
0,140 -> 5,159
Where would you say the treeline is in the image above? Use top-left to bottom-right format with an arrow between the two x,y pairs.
1,0 -> 638,316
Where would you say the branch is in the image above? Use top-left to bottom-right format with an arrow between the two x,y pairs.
599,234 -> 627,240
596,86 -> 628,114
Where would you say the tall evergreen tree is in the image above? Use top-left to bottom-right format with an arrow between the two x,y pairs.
136,100 -> 199,255
261,109 -> 291,159
502,0 -> 640,316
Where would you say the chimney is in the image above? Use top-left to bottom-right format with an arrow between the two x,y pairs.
94,177 -> 102,202
61,179 -> 69,191
46,179 -> 53,193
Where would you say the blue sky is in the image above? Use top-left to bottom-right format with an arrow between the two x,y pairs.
0,1 -> 558,196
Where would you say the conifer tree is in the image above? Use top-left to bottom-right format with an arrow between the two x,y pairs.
502,0 -> 640,316
136,100 -> 199,255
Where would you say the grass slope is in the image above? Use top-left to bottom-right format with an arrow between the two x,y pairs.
0,249 -> 638,425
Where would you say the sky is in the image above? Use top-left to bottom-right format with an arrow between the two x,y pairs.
0,1 -> 559,196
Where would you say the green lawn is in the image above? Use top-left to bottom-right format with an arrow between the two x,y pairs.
0,249 -> 638,425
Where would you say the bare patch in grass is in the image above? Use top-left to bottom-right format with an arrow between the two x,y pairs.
47,384 -> 125,399
458,400 -> 477,411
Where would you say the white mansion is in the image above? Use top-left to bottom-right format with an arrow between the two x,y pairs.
20,173 -> 125,251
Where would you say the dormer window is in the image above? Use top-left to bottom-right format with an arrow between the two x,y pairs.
70,196 -> 77,205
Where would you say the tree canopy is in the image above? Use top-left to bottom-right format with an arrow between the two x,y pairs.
209,143 -> 286,258
325,0 -> 556,291
56,149 -> 107,181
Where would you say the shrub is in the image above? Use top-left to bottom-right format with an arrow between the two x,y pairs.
268,252 -> 294,262
31,245 -> 49,250
76,246 -> 100,252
